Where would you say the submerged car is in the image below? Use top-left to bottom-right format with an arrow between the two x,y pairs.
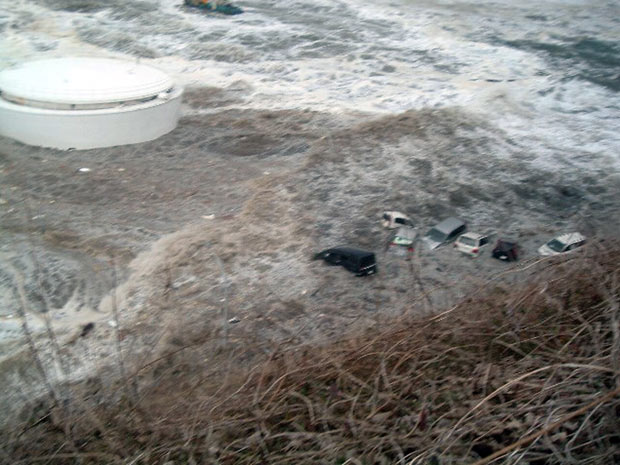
313,247 -> 377,276
391,226 -> 417,247
422,217 -> 466,250
492,239 -> 520,261
538,232 -> 586,256
388,227 -> 417,258
382,211 -> 413,229
454,232 -> 489,257
184,0 -> 243,15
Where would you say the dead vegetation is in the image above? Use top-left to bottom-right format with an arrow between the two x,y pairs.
2,240 -> 619,464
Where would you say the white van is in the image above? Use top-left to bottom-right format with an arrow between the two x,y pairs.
382,211 -> 413,229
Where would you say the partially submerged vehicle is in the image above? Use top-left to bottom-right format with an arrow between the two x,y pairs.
313,247 -> 377,276
184,0 -> 243,15
382,211 -> 413,229
387,227 -> 417,258
492,239 -> 520,261
391,226 -> 417,247
454,232 -> 489,257
538,232 -> 586,256
422,217 -> 466,250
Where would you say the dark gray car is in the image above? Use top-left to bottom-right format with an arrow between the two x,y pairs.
313,247 -> 377,276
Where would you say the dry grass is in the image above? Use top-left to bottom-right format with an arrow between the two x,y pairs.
2,240 -> 619,464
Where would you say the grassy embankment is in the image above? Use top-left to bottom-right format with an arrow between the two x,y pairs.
2,240 -> 619,464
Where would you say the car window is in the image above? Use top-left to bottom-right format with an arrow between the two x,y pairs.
480,237 -> 488,246
459,236 -> 476,246
395,218 -> 405,225
546,239 -> 566,253
448,226 -> 464,240
328,253 -> 341,263
427,228 -> 447,243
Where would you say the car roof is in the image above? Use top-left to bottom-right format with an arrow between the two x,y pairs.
324,247 -> 375,258
497,238 -> 517,245
383,210 -> 409,218
495,239 -> 518,251
432,217 -> 465,233
552,232 -> 585,244
459,232 -> 485,240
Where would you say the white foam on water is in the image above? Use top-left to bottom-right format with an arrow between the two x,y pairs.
1,0 -> 618,171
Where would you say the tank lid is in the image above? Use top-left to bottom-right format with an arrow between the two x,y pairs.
0,57 -> 175,105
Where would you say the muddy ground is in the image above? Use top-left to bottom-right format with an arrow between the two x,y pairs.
1,85 -> 619,423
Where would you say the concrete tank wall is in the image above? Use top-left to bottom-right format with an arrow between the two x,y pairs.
0,88 -> 183,150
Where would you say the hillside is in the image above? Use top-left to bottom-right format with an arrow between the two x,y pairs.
2,240 -> 619,464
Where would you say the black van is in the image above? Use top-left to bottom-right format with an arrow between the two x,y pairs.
313,247 -> 377,276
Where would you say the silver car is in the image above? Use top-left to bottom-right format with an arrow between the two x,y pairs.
538,232 -> 586,256
422,217 -> 467,250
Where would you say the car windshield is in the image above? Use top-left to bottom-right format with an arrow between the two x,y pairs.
426,228 -> 447,243
459,236 -> 476,246
546,239 -> 566,252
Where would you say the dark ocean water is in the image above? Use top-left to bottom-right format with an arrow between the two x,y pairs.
496,37 -> 620,91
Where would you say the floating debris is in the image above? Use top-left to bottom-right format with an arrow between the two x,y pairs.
184,0 -> 243,15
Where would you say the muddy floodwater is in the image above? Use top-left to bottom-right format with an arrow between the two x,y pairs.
1,0 -> 619,423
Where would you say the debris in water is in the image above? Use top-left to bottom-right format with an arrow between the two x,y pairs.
172,275 -> 197,289
78,167 -> 91,173
80,322 -> 95,337
184,0 -> 243,15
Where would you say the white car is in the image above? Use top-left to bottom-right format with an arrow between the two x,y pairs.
538,232 -> 586,256
382,211 -> 413,229
454,232 -> 489,257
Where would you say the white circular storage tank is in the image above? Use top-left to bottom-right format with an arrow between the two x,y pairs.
0,57 -> 183,149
